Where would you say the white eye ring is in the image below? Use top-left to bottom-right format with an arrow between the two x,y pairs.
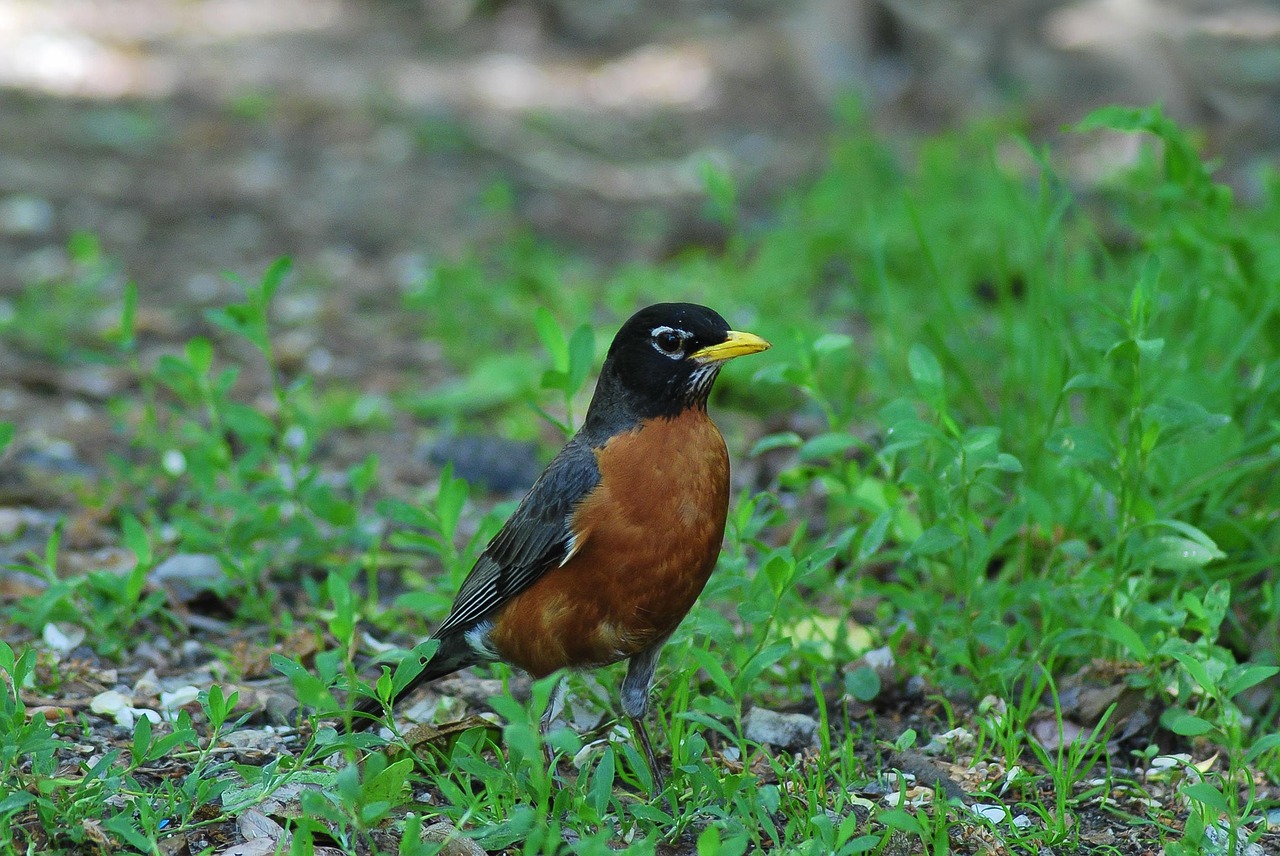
650,325 -> 687,359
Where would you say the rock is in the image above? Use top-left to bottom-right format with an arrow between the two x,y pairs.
149,553 -> 224,602
425,435 -> 541,493
42,622 -> 86,655
1203,823 -> 1266,856
743,707 -> 819,751
0,508 -> 23,540
222,728 -> 281,754
0,194 -> 55,235
422,821 -> 486,856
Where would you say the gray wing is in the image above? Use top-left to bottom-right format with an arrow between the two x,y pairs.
431,436 -> 600,639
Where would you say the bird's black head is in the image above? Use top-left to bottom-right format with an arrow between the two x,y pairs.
584,303 -> 770,435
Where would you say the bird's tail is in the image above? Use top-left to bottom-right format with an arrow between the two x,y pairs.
348,634 -> 476,731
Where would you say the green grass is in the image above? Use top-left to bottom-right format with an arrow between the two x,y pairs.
1,103 -> 1278,854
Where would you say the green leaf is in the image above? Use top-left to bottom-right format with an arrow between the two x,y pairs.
1102,617 -> 1150,660
1171,652 -> 1215,694
1074,104 -> 1158,134
1134,337 -> 1164,360
104,812 -> 153,852
534,307 -> 568,369
910,524 -> 961,556
116,280 -> 137,350
0,792 -> 35,814
1181,781 -> 1229,814
697,825 -> 723,856
813,333 -> 854,355
589,745 -> 616,817
844,666 -> 881,702
221,403 -> 276,442
392,640 -> 440,698
1146,519 -> 1225,553
1046,426 -> 1113,463
364,757 -> 414,804
907,344 -> 943,399
1131,255 -> 1161,328
857,511 -> 892,562
1225,665 -> 1279,698
687,648 -> 734,697
961,426 -> 1001,455
1063,372 -> 1118,393
131,714 -> 153,765
120,514 -> 151,569
750,432 -> 802,456
471,806 -> 537,850
881,417 -> 945,455
204,684 -> 231,727
566,323 -> 596,393
186,336 -> 214,377
0,422 -> 12,455
327,573 -> 354,644
799,432 -> 858,462
272,654 -> 332,710
1133,536 -> 1224,571
408,354 -> 537,416
844,834 -> 881,854
737,641 -> 792,692
1244,732 -> 1280,765
1162,708 -> 1215,737
879,808 -> 925,835
349,454 -> 379,495
1143,398 -> 1230,444
985,453 -> 1023,473
259,256 -> 292,304
699,158 -> 737,225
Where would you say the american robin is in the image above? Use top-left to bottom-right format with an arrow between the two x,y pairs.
354,303 -> 770,789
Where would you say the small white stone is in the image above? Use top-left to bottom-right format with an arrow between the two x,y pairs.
863,646 -> 895,670
743,707 -> 820,751
42,622 -> 85,654
160,685 -> 200,712
0,195 -> 55,235
132,668 -> 162,698
91,689 -> 132,717
162,449 -> 186,476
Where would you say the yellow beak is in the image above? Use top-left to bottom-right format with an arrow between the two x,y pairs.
690,330 -> 771,363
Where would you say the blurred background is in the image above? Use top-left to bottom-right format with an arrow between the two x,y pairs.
0,0 -> 1278,470
1,0 -> 1277,296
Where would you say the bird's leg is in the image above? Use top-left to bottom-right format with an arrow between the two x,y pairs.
540,674 -> 568,775
622,641 -> 670,794
628,713 -> 664,793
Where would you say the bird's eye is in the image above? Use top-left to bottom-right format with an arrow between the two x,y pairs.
653,329 -> 684,356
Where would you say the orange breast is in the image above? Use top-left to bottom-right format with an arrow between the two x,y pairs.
486,409 -> 730,677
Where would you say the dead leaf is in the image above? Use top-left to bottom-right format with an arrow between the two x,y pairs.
423,821 -> 487,856
237,808 -> 288,847
398,715 -> 500,754
213,840 -> 279,856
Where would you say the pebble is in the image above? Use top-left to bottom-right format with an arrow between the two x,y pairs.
222,728 -> 280,753
425,435 -> 541,493
971,803 -> 1033,829
149,552 -> 223,602
743,707 -> 819,751
0,194 -> 55,235
42,622 -> 86,654
0,508 -> 23,540
422,821 -> 486,856
1203,823 -> 1266,856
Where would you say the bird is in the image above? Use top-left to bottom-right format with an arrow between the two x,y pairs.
352,303 -> 770,790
